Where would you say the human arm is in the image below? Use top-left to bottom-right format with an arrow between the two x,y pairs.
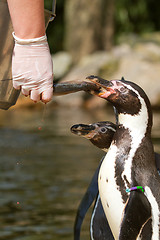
7,0 -> 45,39
7,0 -> 53,103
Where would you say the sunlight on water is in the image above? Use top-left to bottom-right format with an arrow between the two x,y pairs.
0,105 -> 159,240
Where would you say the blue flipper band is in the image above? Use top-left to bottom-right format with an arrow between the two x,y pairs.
126,186 -> 144,193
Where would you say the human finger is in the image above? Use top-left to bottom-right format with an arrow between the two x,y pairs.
30,90 -> 40,103
41,87 -> 53,103
21,87 -> 30,96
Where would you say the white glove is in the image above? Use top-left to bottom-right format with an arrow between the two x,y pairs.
12,33 -> 53,103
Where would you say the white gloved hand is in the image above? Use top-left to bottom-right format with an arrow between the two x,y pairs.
12,33 -> 53,103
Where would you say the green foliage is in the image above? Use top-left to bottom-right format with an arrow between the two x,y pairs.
115,0 -> 154,35
45,0 -> 160,54
44,0 -> 65,53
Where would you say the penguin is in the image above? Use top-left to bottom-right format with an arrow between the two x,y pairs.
71,122 -> 116,240
71,121 -> 117,152
71,121 -> 160,240
51,77 -> 160,238
80,75 -> 160,239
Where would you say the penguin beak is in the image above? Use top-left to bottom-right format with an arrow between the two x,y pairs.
85,75 -> 116,99
70,124 -> 96,138
86,75 -> 110,86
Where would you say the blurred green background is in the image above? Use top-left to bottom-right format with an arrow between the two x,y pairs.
44,0 -> 160,55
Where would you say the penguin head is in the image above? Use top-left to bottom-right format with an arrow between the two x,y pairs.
70,123 -> 96,138
86,75 -> 151,117
70,121 -> 116,150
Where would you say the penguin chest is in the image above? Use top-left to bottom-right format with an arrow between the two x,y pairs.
98,145 -> 126,240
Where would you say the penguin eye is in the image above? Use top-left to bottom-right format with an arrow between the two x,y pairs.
100,127 -> 107,133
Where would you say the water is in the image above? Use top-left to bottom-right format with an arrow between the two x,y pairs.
0,105 -> 159,240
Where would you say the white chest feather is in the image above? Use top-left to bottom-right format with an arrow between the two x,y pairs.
119,98 -> 148,184
145,187 -> 160,240
98,144 -> 125,239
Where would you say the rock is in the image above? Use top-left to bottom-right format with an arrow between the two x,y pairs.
112,43 -> 132,58
60,51 -> 113,82
109,47 -> 160,106
141,32 -> 160,45
134,42 -> 160,62
52,52 -> 73,79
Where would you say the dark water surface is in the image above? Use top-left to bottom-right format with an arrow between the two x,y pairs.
0,105 -> 159,240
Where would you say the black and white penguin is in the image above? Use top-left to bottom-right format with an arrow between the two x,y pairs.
71,120 -> 160,240
52,77 -> 160,239
71,121 -> 117,151
83,76 -> 160,239
71,122 -> 116,240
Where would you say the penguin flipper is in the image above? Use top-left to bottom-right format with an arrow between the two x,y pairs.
74,157 -> 104,240
91,195 -> 114,240
119,191 -> 151,240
